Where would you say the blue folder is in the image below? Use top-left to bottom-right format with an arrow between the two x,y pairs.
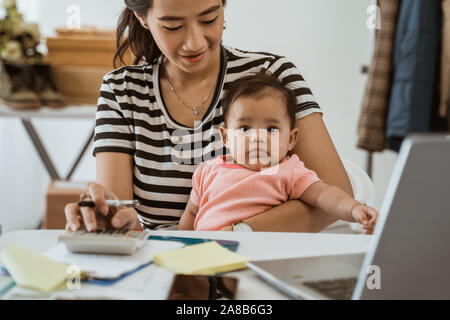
87,236 -> 240,285
147,235 -> 240,252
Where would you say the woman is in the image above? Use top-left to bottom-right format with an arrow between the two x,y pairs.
64,0 -> 353,232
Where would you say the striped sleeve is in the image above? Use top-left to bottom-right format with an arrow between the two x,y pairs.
93,74 -> 135,156
189,163 -> 204,207
265,56 -> 322,119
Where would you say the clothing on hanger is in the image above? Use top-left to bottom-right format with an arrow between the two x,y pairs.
440,0 -> 450,119
385,0 -> 442,152
357,0 -> 402,152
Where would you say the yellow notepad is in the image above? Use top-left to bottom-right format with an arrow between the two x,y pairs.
153,241 -> 250,275
2,245 -> 69,293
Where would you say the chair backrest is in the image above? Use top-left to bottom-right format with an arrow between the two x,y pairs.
321,159 -> 375,233
342,159 -> 375,207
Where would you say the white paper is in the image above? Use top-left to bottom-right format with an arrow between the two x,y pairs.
51,264 -> 176,300
43,240 -> 183,279
0,273 -> 15,297
2,285 -> 51,300
2,261 -> 177,300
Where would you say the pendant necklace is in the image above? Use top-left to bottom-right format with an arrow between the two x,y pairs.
167,77 -> 213,115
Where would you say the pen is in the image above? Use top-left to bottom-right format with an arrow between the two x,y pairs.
77,200 -> 142,208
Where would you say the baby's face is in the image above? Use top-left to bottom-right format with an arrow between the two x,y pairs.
219,91 -> 298,171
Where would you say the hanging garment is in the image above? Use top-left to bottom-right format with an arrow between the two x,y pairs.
386,0 -> 442,152
357,0 -> 402,152
440,0 -> 450,119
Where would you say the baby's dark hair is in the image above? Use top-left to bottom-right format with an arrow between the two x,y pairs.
221,72 -> 297,129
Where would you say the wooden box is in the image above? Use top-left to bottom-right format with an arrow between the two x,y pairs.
51,65 -> 111,105
46,32 -> 134,68
43,180 -> 90,230
46,28 -> 135,105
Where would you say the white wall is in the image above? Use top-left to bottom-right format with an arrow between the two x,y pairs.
0,0 -> 397,233
222,0 -> 398,208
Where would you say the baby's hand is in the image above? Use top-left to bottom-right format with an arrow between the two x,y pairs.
351,204 -> 379,235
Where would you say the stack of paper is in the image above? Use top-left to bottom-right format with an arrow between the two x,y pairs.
43,240 -> 183,279
2,263 -> 177,300
154,241 -> 250,275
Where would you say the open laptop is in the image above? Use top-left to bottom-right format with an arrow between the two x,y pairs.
247,134 -> 450,300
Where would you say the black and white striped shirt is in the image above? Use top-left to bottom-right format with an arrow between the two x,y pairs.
93,44 -> 322,230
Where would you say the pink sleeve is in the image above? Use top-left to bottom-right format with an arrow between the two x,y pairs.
288,159 -> 321,200
189,164 -> 204,206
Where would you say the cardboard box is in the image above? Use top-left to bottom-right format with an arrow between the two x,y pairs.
46,35 -> 135,68
51,65 -> 111,105
54,27 -> 116,38
43,180 -> 90,230
46,28 -> 136,104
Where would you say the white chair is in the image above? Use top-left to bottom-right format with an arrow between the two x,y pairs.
321,159 -> 375,234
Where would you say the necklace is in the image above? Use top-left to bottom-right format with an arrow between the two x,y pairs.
167,77 -> 213,115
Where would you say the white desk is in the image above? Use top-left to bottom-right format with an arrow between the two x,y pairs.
0,103 -> 96,180
0,230 -> 372,300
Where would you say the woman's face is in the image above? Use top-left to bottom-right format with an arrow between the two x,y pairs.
142,0 -> 224,74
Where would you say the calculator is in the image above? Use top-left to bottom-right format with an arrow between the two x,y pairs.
58,228 -> 151,255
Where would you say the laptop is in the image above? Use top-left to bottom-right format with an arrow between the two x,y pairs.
247,134 -> 450,300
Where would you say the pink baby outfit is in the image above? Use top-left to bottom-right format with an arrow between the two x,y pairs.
190,154 -> 320,231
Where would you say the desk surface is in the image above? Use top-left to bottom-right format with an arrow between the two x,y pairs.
0,230 -> 373,300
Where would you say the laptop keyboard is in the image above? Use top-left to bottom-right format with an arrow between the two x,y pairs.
302,277 -> 358,300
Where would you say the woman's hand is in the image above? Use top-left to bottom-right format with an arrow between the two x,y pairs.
220,226 -> 233,231
64,183 -> 139,232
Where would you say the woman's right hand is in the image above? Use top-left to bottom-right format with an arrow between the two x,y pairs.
64,183 -> 139,232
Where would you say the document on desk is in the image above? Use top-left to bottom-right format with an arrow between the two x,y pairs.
2,262 -> 177,300
43,240 -> 183,279
52,263 -> 176,300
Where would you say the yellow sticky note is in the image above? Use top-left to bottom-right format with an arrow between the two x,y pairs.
2,245 -> 69,293
153,241 -> 250,275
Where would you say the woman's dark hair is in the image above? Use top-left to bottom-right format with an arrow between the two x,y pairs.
222,72 -> 298,129
114,0 -> 227,68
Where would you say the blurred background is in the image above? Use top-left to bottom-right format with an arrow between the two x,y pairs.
0,0 -> 399,232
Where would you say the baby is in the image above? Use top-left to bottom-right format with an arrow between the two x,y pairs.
178,73 -> 378,234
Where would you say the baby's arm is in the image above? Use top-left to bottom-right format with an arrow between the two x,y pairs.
178,198 -> 199,230
299,181 -> 378,234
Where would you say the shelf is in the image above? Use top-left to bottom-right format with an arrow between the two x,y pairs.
0,103 -> 97,120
